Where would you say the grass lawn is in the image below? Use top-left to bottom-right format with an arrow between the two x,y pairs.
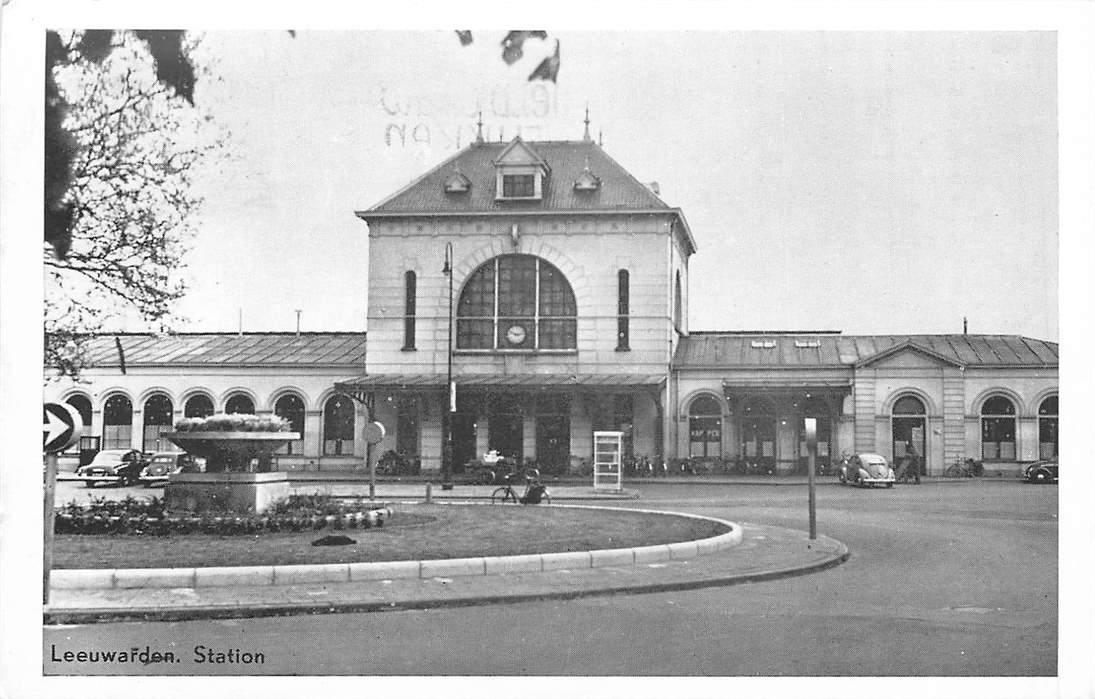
52,504 -> 728,569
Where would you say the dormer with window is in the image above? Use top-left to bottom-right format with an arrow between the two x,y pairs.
442,169 -> 471,194
573,164 -> 601,192
493,137 -> 549,201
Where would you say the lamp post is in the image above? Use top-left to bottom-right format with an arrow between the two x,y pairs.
442,242 -> 455,490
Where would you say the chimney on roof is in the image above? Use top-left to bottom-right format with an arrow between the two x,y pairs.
963,316 -> 968,335
646,181 -> 660,196
295,309 -> 302,336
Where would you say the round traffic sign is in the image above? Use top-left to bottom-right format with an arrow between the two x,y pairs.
43,402 -> 83,453
363,421 -> 386,445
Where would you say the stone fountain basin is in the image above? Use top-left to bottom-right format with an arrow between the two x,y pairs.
163,431 -> 300,514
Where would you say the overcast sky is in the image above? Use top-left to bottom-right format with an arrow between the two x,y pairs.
141,31 -> 1055,340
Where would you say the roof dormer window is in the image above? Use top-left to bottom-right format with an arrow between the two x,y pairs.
502,173 -> 535,198
573,167 -> 601,191
494,137 -> 548,201
443,171 -> 471,194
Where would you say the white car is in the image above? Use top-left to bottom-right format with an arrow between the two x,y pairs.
838,453 -> 896,488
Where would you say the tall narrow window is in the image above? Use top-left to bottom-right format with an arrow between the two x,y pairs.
274,393 -> 306,455
323,394 -> 356,455
1038,396 -> 1058,459
617,269 -> 630,351
981,396 -> 1016,461
65,394 -> 93,454
403,271 -> 416,350
102,394 -> 133,450
142,394 -> 174,452
688,395 -> 722,458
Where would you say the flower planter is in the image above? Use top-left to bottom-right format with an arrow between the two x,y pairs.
163,430 -> 300,514
163,430 -> 301,473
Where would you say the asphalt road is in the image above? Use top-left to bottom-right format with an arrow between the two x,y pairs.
43,480 -> 1056,678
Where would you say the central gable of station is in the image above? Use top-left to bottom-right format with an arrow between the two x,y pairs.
855,341 -> 965,370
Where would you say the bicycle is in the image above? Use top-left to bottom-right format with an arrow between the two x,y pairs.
943,457 -> 984,478
490,469 -> 551,505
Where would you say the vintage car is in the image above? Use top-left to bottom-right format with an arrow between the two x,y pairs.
74,449 -> 149,487
1022,460 -> 1058,484
838,453 -> 896,488
138,452 -> 204,487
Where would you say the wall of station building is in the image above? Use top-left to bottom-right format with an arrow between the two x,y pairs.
364,214 -> 685,377
674,360 -> 1058,475
368,389 -> 662,472
45,368 -> 369,470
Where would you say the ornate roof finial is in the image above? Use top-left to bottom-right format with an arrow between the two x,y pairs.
475,111 -> 484,144
583,104 -> 591,142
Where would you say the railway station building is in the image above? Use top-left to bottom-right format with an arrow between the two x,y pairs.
44,130 -> 1058,477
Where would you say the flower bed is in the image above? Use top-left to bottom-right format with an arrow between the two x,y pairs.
54,494 -> 391,536
173,413 -> 290,433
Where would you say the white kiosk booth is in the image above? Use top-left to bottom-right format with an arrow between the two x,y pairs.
592,430 -> 623,491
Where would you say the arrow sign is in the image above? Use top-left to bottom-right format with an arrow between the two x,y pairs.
43,402 -> 83,453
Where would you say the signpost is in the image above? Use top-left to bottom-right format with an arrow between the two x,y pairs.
43,402 -> 83,604
363,421 -> 386,500
804,417 -> 818,540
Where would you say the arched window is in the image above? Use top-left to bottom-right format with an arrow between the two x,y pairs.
102,394 -> 132,449
981,395 -> 1017,461
142,394 -> 174,452
65,394 -> 93,435
617,269 -> 630,351
456,254 -> 576,350
403,270 -> 416,350
894,395 -> 926,415
225,393 -> 255,415
184,394 -> 215,418
274,393 -> 306,455
323,394 -> 355,455
1038,395 -> 1058,459
688,395 -> 722,458
892,395 -> 927,472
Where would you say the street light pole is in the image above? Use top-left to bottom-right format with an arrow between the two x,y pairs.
442,242 -> 455,490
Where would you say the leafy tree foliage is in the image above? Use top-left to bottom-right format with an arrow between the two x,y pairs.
44,30 -> 222,377
457,30 -> 561,82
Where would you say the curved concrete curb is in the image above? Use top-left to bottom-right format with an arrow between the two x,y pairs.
50,504 -> 742,591
44,531 -> 849,625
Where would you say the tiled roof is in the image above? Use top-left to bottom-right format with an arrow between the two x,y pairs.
72,333 -> 367,368
362,139 -> 671,214
673,334 -> 1059,369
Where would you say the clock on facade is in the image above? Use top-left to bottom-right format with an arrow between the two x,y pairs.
506,324 -> 527,346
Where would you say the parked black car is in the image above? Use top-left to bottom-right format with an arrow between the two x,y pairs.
74,449 -> 150,487
1023,460 -> 1058,484
138,452 -> 204,487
